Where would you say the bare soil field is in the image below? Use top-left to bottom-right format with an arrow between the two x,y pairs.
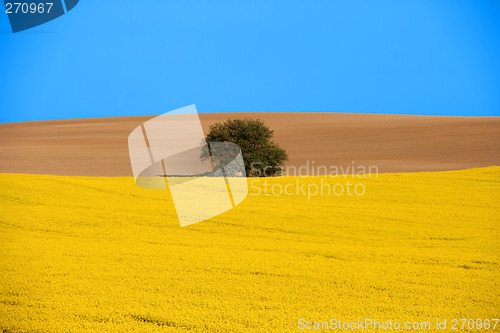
0,113 -> 498,176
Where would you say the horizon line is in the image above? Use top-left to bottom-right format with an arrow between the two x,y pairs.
1,110 -> 500,125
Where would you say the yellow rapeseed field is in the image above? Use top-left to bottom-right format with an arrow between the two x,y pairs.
0,168 -> 499,332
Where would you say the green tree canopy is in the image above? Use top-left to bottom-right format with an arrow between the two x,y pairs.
205,119 -> 288,177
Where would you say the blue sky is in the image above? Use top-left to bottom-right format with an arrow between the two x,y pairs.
1,0 -> 499,123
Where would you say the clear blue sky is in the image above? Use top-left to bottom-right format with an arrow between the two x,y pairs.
1,0 -> 499,123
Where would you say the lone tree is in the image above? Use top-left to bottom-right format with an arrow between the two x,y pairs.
205,119 -> 287,177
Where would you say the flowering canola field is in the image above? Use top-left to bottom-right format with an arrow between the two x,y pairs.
0,167 -> 499,332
